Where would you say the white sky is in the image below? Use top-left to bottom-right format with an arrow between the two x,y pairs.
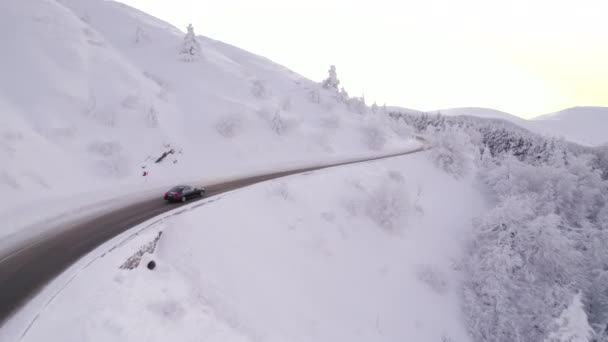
118,0 -> 608,118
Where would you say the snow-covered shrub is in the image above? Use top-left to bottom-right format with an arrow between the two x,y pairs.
88,141 -> 122,157
271,110 -> 285,135
266,181 -> 292,201
146,106 -> 159,127
427,126 -> 476,178
387,170 -> 405,183
362,125 -> 386,151
308,88 -> 321,104
215,115 -> 242,138
415,264 -> 449,294
180,24 -> 201,61
251,79 -> 266,99
134,26 -> 148,44
281,97 -> 291,111
365,183 -> 409,233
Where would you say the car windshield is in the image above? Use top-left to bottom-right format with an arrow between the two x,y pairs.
169,186 -> 186,193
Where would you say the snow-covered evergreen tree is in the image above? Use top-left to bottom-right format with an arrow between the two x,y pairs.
322,65 -> 340,90
546,292 -> 593,342
180,24 -> 202,61
338,87 -> 349,103
371,102 -> 379,114
348,95 -> 367,114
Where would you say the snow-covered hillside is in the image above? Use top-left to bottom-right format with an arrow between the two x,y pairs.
436,107 -> 527,124
1,152 -> 486,342
433,106 -> 608,146
531,106 -> 608,146
0,0 -> 412,212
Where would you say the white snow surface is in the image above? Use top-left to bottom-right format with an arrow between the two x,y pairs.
0,0 -> 415,237
1,152 -> 486,342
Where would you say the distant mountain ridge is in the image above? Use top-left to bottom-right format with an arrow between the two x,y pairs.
432,106 -> 608,146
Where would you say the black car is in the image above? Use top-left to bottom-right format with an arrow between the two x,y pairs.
164,185 -> 206,203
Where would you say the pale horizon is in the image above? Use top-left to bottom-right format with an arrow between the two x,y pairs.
118,0 -> 608,118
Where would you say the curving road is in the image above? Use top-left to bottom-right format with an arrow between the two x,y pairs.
0,148 -> 423,324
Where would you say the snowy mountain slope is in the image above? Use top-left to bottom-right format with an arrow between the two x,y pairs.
428,106 -> 608,146
0,0 -> 413,211
2,152 -> 486,342
431,107 -> 608,146
435,107 -> 527,124
0,0 -> 179,196
531,106 -> 608,146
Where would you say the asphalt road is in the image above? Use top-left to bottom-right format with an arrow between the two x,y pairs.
0,148 -> 423,324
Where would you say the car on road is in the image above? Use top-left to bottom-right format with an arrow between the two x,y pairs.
164,185 -> 206,203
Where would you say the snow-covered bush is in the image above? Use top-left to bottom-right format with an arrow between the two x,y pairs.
266,181 -> 292,201
251,79 -> 266,99
361,125 -> 386,151
365,183 -> 409,233
146,106 -> 159,127
308,88 -> 321,104
271,110 -> 284,135
281,97 -> 291,111
215,115 -> 242,138
180,24 -> 201,61
88,141 -> 122,157
415,264 -> 449,294
134,26 -> 148,44
427,126 -> 476,178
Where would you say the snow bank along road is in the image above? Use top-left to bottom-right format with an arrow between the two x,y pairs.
0,148 -> 424,325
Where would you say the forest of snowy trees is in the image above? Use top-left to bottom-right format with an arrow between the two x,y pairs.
390,111 -> 608,342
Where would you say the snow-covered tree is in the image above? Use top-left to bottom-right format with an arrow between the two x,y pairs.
322,65 -> 340,90
337,87 -> 349,103
546,292 -> 593,342
180,24 -> 202,61
348,95 -> 367,115
371,102 -> 379,114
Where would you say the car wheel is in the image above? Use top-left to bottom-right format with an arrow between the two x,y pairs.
181,196 -> 187,203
